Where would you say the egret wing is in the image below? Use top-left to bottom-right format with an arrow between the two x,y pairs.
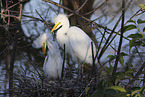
67,26 -> 96,64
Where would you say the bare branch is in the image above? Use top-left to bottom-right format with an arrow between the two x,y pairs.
42,0 -> 113,31
112,0 -> 125,85
126,62 -> 145,89
68,0 -> 88,17
83,0 -> 110,15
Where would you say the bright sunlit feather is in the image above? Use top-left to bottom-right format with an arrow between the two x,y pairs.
51,14 -> 97,65
33,33 -> 63,79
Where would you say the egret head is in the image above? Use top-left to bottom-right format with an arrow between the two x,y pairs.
51,14 -> 69,33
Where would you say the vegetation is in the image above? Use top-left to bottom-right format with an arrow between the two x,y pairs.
0,0 -> 145,96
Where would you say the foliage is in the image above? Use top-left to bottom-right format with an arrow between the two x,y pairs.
92,4 -> 145,97
92,83 -> 145,97
1,0 -> 145,97
138,4 -> 145,10
126,19 -> 145,52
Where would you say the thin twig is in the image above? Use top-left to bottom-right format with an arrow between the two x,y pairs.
18,0 -> 23,21
95,27 -> 107,60
79,78 -> 94,97
98,0 -> 134,60
42,0 -> 113,31
0,13 -> 18,18
16,49 -> 42,77
3,2 -> 20,12
98,17 -> 120,60
112,0 -> 125,85
68,0 -> 88,17
35,9 -> 51,29
126,62 -> 145,89
135,46 -> 143,62
91,41 -> 98,90
9,23 -> 19,97
83,0 -> 110,15
103,0 -> 135,51
61,44 -> 65,80
91,42 -> 95,66
9,0 -> 23,96
58,0 -> 62,13
91,11 -> 108,22
22,14 -> 49,23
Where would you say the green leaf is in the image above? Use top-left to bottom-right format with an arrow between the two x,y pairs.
138,4 -> 145,10
85,87 -> 90,95
119,56 -> 124,65
124,25 -> 137,32
140,86 -> 145,94
92,80 -> 105,97
116,72 -> 125,79
134,41 -> 144,46
107,55 -> 115,61
97,79 -> 105,94
143,38 -> 145,42
137,19 -> 145,24
105,89 -> 127,97
105,89 -> 116,96
125,70 -> 134,74
127,20 -> 136,24
132,89 -> 141,96
105,86 -> 126,93
92,90 -> 102,97
129,39 -> 135,51
141,71 -> 145,74
125,70 -> 134,77
143,27 -> 145,32
106,65 -> 113,73
128,39 -> 144,49
127,33 -> 143,39
120,52 -> 128,56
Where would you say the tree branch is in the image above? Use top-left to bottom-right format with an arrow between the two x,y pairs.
9,23 -> 19,97
42,0 -> 114,31
112,0 -> 125,85
83,0 -> 110,15
126,62 -> 145,89
68,0 -> 88,17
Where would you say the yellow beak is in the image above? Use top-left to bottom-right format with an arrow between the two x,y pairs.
42,42 -> 46,56
50,22 -> 61,33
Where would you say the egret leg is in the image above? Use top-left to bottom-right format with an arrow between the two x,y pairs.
77,61 -> 83,82
61,44 -> 66,80
81,63 -> 83,81
77,63 -> 80,82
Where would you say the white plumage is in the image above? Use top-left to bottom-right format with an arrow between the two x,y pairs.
51,14 -> 97,65
33,33 -> 63,79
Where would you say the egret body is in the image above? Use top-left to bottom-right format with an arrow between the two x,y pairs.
51,14 -> 97,65
33,33 -> 63,79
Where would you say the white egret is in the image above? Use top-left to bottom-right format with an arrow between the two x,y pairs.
33,33 -> 63,79
51,14 -> 97,65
